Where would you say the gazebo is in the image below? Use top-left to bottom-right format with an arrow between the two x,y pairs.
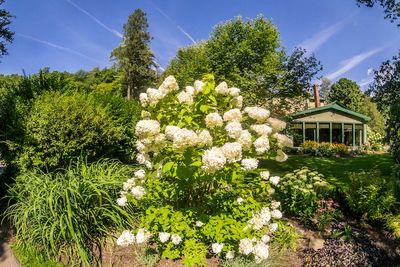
290,102 -> 370,147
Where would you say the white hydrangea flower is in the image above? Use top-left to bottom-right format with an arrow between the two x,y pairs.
159,75 -> 178,94
244,107 -> 270,123
271,209 -> 283,219
193,80 -> 205,93
145,160 -> 153,169
134,169 -> 146,179
135,120 -> 160,139
228,87 -> 241,97
254,241 -> 269,263
215,81 -> 230,95
139,93 -> 148,107
225,121 -> 242,139
221,142 -> 242,163
251,124 -> 272,136
159,232 -> 170,243
131,186 -> 146,200
172,128 -> 199,152
185,85 -> 195,95
248,214 -> 265,230
165,125 -> 181,140
116,230 -> 135,246
271,201 -> 281,210
268,187 -> 275,195
195,221 -> 204,227
197,129 -> 213,147
117,195 -> 127,207
261,234 -> 271,243
259,207 -> 271,225
123,178 -> 135,191
232,95 -> 243,109
136,228 -> 151,244
226,250 -> 235,259
241,158 -> 259,170
275,149 -> 288,162
171,234 -> 182,245
205,112 -> 223,128
276,134 -> 293,148
146,88 -> 164,105
260,171 -> 270,180
211,243 -> 224,254
253,136 -> 270,155
237,130 -> 252,151
177,91 -> 194,105
202,147 -> 226,173
239,238 -> 254,255
237,197 -> 244,204
141,110 -> 151,118
223,108 -> 242,122
135,141 -> 146,153
269,223 -> 278,233
267,117 -> 286,132
269,176 -> 280,186
136,153 -> 149,165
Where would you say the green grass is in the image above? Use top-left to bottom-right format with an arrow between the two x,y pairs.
261,153 -> 395,190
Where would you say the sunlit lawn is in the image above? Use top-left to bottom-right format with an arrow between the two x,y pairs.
260,153 -> 394,190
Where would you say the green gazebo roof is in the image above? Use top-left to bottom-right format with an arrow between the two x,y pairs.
291,102 -> 371,123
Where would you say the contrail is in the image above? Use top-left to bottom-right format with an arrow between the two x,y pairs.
66,0 -> 123,38
149,1 -> 196,44
17,33 -> 104,64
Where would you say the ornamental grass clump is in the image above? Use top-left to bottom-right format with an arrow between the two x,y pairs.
115,75 -> 293,266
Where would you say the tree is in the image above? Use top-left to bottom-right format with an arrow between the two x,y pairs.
111,9 -> 157,99
319,77 -> 332,99
0,0 -> 13,60
326,78 -> 366,113
356,0 -> 400,26
367,52 -> 400,162
164,16 -> 322,104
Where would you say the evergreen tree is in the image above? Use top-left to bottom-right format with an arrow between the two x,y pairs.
111,9 -> 157,99
327,78 -> 365,113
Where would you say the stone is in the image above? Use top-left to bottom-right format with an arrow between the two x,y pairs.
309,238 -> 325,251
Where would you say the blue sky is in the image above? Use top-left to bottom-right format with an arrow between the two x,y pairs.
1,0 -> 399,88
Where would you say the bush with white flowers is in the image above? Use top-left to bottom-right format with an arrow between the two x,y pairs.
116,75 -> 292,266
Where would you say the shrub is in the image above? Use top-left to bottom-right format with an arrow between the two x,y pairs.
301,141 -> 349,157
5,160 -> 136,266
345,171 -> 396,220
114,75 -> 292,265
15,91 -> 140,171
276,167 -> 329,219
301,141 -> 318,154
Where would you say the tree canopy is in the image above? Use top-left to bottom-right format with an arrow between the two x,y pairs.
0,0 -> 13,60
326,78 -> 365,113
164,16 -> 322,105
356,0 -> 400,26
111,9 -> 157,99
368,52 -> 400,162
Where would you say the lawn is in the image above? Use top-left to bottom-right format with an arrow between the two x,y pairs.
260,153 -> 395,189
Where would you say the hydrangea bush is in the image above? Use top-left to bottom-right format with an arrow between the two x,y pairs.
116,75 -> 292,266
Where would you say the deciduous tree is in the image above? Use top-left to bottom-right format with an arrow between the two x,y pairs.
0,0 -> 13,60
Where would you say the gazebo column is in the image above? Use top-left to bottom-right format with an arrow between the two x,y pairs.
352,123 -> 356,147
302,121 -> 305,143
363,124 -> 367,145
329,122 -> 332,143
316,122 -> 320,143
341,123 -> 345,144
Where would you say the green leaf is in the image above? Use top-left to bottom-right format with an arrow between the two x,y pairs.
199,105 -> 209,113
163,162 -> 175,173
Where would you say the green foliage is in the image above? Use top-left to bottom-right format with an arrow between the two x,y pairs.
368,52 -> 400,163
276,167 -> 329,219
15,90 -> 140,171
345,171 -> 396,220
327,78 -> 365,113
164,16 -> 322,105
356,0 -> 400,26
111,8 -> 157,98
5,160 -> 136,266
0,0 -> 13,59
12,244 -> 65,267
271,221 -> 300,251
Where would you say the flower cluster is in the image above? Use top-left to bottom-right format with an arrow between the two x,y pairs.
116,76 -> 294,265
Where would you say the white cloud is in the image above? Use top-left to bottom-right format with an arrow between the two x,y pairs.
66,0 -> 123,38
367,68 -> 374,76
325,48 -> 382,80
298,18 -> 346,53
149,1 -> 196,44
17,33 -> 105,64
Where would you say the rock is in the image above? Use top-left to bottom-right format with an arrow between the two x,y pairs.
309,238 -> 325,251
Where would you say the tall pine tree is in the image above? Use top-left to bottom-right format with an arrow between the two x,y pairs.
111,9 -> 156,99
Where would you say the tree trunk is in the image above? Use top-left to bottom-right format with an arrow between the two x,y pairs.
127,84 -> 132,100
